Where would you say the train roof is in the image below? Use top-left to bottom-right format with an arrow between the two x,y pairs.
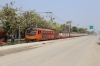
27,28 -> 53,31
60,31 -> 69,33
26,28 -> 61,32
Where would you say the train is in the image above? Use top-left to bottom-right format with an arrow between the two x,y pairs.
25,28 -> 59,42
25,28 -> 88,42
0,27 -> 7,45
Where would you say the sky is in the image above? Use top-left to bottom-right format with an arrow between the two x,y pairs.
0,0 -> 100,32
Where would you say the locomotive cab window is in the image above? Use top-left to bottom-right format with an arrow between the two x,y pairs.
27,30 -> 36,35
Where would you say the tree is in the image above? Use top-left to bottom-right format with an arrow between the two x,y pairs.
78,28 -> 87,33
22,10 -> 50,29
72,26 -> 78,32
0,2 -> 17,35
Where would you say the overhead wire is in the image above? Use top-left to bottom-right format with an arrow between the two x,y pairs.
52,13 -> 67,22
52,13 -> 78,25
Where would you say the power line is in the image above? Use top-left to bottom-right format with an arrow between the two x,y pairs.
52,13 -> 67,22
52,13 -> 80,27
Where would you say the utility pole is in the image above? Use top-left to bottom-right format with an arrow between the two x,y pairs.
45,12 -> 52,29
18,24 -> 21,44
18,11 -> 22,44
69,21 -> 71,37
35,12 -> 52,29
18,13 -> 21,44
77,24 -> 79,36
67,21 -> 72,37
50,16 -> 55,29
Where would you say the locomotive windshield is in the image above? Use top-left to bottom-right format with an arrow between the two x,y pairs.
27,30 -> 36,35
